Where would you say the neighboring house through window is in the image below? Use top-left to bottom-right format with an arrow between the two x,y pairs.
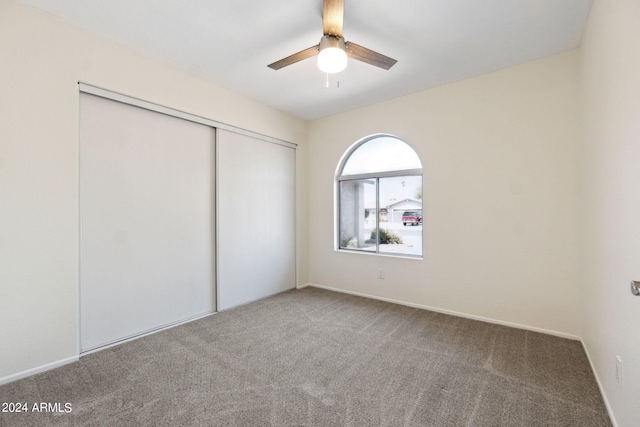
336,134 -> 423,257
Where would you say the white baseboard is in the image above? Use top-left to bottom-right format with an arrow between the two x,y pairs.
580,340 -> 618,427
0,356 -> 79,386
303,283 -> 581,341
296,283 -> 311,289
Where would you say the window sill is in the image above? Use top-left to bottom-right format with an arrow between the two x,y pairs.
335,248 -> 423,261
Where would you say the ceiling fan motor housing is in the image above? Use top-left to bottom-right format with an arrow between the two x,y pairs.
319,34 -> 346,51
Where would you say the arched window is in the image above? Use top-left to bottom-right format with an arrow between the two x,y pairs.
336,135 -> 423,257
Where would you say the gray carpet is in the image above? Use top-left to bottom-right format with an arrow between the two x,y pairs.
0,287 -> 611,426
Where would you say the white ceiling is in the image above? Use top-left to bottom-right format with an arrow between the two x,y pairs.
19,0 -> 594,120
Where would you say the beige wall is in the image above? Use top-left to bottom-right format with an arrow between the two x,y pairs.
0,0 -> 308,381
308,51 -> 581,337
580,1 -> 640,425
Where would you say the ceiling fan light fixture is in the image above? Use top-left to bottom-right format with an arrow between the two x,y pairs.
317,35 -> 347,73
267,0 -> 396,72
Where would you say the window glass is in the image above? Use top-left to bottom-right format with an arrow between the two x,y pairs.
341,136 -> 421,176
339,179 -> 376,252
337,135 -> 423,258
378,176 -> 422,256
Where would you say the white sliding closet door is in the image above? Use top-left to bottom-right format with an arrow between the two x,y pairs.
217,129 -> 296,310
80,93 -> 215,352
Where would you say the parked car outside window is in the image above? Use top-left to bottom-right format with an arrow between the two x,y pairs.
402,211 -> 422,226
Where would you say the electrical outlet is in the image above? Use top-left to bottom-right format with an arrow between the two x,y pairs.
616,356 -> 622,385
378,268 -> 384,279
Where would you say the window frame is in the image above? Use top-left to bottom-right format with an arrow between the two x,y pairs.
335,134 -> 423,258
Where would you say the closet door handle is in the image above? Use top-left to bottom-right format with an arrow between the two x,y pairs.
632,281 -> 640,296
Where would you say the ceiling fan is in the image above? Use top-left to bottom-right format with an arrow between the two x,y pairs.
267,0 -> 397,73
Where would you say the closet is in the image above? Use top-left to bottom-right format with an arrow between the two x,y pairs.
79,86 -> 295,352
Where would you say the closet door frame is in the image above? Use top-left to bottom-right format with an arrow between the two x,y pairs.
78,84 -> 296,150
77,83 -> 297,353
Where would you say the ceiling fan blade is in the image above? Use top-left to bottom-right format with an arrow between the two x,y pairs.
267,45 -> 320,70
345,42 -> 397,70
323,0 -> 344,37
